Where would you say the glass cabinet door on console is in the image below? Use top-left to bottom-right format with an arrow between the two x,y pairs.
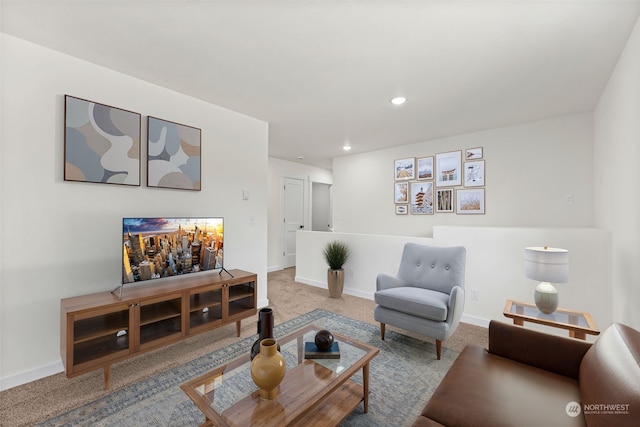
227,280 -> 256,320
136,293 -> 184,352
189,285 -> 224,333
65,303 -> 133,375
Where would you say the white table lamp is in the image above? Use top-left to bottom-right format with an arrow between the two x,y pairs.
524,246 -> 569,314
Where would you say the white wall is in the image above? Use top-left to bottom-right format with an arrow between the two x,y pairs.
295,231 -> 433,299
296,227 -> 610,339
267,157 -> 332,271
332,114 -> 594,236
594,15 -> 640,328
0,35 -> 269,389
434,226 -> 610,337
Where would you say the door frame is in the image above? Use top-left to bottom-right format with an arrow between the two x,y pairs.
281,176 -> 306,269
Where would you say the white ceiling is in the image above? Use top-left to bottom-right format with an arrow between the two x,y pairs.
3,1 -> 640,169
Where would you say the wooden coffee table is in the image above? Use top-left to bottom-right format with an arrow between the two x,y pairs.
181,324 -> 380,427
503,299 -> 599,340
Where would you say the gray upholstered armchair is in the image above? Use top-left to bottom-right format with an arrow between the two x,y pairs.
374,243 -> 466,360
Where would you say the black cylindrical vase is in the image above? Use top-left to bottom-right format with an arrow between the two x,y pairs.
251,307 -> 276,360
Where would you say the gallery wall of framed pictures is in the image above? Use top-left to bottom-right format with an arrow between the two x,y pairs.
394,147 -> 485,215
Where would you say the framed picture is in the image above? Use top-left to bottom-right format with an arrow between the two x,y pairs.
394,157 -> 415,180
465,147 -> 483,160
395,205 -> 408,215
457,188 -> 485,214
395,182 -> 409,204
148,117 -> 201,191
435,188 -> 454,213
417,156 -> 434,180
410,181 -> 434,215
464,160 -> 485,187
64,95 -> 141,186
435,151 -> 462,187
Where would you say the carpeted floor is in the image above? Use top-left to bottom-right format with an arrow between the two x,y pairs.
0,268 -> 488,426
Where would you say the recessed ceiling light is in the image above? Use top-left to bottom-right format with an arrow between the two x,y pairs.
297,156 -> 304,160
342,144 -> 352,151
390,96 -> 406,105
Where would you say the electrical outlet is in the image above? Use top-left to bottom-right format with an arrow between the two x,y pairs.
470,289 -> 480,301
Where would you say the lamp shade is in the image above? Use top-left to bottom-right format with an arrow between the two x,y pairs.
524,246 -> 569,283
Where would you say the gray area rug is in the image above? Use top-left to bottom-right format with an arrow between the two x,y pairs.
37,309 -> 458,427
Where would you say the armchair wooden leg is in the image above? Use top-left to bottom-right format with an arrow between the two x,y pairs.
380,323 -> 386,340
436,340 -> 442,360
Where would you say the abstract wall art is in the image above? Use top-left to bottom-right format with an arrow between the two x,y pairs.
147,117 -> 201,191
464,160 -> 485,187
64,95 -> 141,186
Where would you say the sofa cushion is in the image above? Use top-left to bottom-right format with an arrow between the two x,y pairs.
420,345 -> 585,427
579,323 -> 640,427
374,287 -> 448,321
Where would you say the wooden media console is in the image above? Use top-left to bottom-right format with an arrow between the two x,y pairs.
60,269 -> 257,389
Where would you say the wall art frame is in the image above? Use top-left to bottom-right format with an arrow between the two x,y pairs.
464,160 -> 485,187
147,116 -> 202,191
394,157 -> 415,181
417,156 -> 434,180
465,147 -> 483,160
435,188 -> 454,213
456,188 -> 485,214
64,95 -> 141,186
410,181 -> 434,215
435,150 -> 462,187
395,205 -> 408,215
395,182 -> 409,204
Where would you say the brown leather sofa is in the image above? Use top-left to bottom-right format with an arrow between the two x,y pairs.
413,320 -> 640,427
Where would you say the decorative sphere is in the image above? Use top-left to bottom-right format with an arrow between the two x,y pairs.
314,329 -> 334,351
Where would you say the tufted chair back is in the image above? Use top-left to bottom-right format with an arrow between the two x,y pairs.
396,243 -> 466,295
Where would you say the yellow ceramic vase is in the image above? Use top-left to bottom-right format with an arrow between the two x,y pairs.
250,338 -> 286,399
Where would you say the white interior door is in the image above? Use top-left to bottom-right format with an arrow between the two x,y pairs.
312,182 -> 332,231
283,177 -> 304,268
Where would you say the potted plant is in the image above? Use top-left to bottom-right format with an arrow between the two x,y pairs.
322,241 -> 350,298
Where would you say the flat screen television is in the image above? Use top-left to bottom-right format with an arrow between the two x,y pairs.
122,217 -> 225,285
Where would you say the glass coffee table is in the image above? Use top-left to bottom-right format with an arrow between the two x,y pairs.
181,324 -> 380,427
503,299 -> 600,340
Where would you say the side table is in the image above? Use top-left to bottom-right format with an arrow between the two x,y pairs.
503,299 -> 599,340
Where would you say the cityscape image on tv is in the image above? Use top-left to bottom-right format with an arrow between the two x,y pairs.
122,217 -> 224,283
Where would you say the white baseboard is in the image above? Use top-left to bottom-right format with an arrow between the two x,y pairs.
267,265 -> 283,273
294,275 -> 324,289
296,276 -> 375,297
460,313 -> 490,328
1,360 -> 64,391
